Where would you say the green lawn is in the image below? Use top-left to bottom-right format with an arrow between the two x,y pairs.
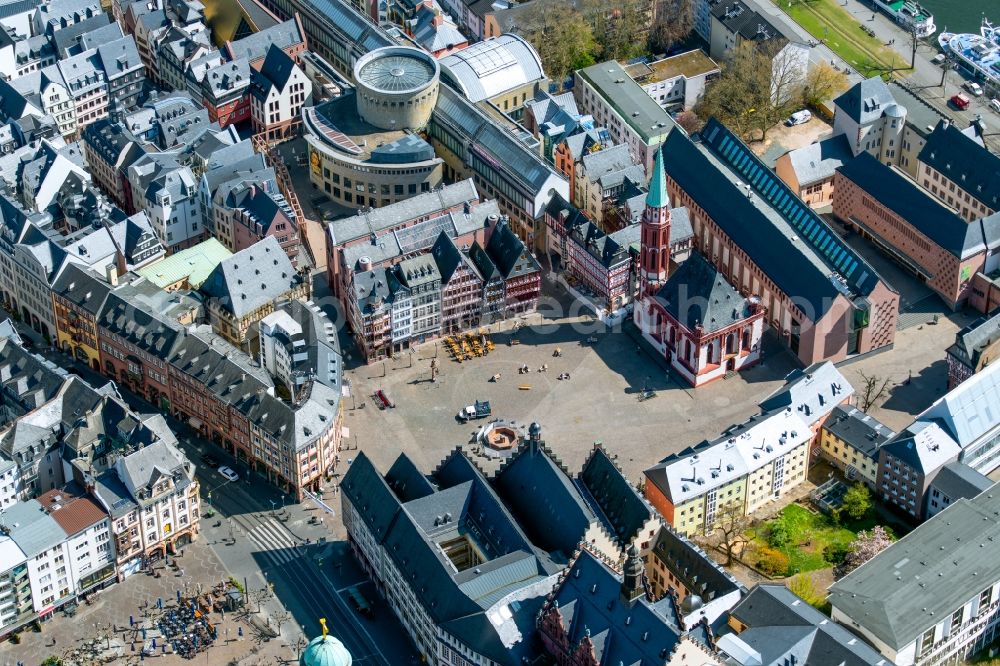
782,0 -> 908,78
755,504 -> 858,574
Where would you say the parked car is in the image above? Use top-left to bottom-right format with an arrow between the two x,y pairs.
457,400 -> 492,422
200,454 -> 220,468
218,466 -> 239,482
932,53 -> 947,64
950,93 -> 971,110
786,110 -> 812,126
964,81 -> 984,96
991,98 -> 1000,113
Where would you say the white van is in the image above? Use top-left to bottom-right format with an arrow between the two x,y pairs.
991,98 -> 1000,113
786,110 -> 812,126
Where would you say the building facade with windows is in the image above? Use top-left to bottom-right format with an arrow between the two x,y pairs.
574,60 -> 677,176
644,361 -> 852,535
830,488 -> 1000,666
818,405 -> 895,488
832,152 -> 999,309
660,119 -> 900,366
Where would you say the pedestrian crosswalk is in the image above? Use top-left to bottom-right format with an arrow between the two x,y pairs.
246,517 -> 300,567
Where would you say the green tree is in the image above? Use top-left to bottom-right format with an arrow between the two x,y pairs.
42,658 -> 62,666
823,541 -> 850,565
841,483 -> 873,521
767,520 -> 791,548
515,0 -> 599,83
695,41 -> 804,142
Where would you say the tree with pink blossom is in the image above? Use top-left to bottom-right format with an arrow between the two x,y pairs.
836,525 -> 894,578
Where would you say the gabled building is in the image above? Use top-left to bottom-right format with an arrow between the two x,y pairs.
832,151 -> 999,309
50,262 -> 111,371
916,119 -> 1000,223
635,150 -> 764,386
431,231 -> 483,334
720,584 -> 893,666
946,308 -> 1000,389
830,489 -> 1000,666
199,235 -> 308,348
249,44 -> 310,144
925,461 -> 992,519
645,361 -> 853,534
341,447 -> 562,665
818,404 -> 895,488
537,546 -> 721,666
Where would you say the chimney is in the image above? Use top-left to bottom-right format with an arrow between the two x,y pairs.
106,264 -> 119,286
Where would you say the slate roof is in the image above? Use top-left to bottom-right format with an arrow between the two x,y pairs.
726,584 -> 891,666
918,119 -> 1000,213
821,405 -> 895,460
654,253 -> 754,334
837,152 -> 987,259
341,450 -> 559,664
946,307 -> 1000,371
649,526 -> 743,603
929,461 -> 993,502
117,439 -> 190,497
50,12 -> 112,57
430,230 -> 480,285
578,445 -> 655,546
569,219 -> 631,269
834,76 -> 896,126
224,18 -> 303,63
879,420 -> 961,474
250,44 -> 297,101
829,488 -> 1000,652
580,143 -> 634,183
543,549 -> 700,666
758,361 -> 853,426
711,0 -> 786,44
662,126 -> 858,318
50,263 -> 111,316
492,438 -> 597,557
0,337 -> 68,421
784,134 -> 852,187
98,288 -> 184,359
200,236 -> 301,319
485,218 -> 540,280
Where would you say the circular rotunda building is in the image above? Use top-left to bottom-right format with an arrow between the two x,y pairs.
353,46 -> 440,130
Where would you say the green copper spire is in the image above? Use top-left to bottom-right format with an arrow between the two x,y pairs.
645,146 -> 668,209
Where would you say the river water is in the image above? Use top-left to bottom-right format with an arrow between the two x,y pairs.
917,0 -> 992,36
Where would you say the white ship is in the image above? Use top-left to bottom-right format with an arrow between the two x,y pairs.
873,0 -> 936,38
939,19 -> 1000,86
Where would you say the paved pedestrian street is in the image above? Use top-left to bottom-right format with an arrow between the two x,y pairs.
0,540 -> 305,666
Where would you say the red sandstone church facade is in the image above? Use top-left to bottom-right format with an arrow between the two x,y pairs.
633,150 -> 766,387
